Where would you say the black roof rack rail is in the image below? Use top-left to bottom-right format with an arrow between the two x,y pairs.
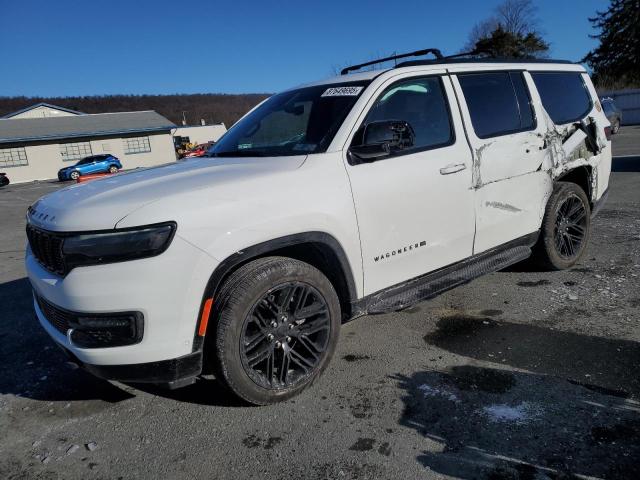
395,49 -> 574,68
341,48 -> 443,75
395,57 -> 574,68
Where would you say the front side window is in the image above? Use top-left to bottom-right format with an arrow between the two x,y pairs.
458,71 -> 536,139
76,155 -> 107,165
60,142 -> 92,162
209,82 -> 369,157
123,136 -> 151,154
0,147 -> 28,168
531,72 -> 592,125
355,76 -> 453,153
76,156 -> 96,165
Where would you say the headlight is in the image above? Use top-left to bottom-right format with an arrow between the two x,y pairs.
63,222 -> 176,270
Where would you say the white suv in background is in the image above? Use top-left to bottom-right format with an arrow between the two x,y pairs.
25,49 -> 611,405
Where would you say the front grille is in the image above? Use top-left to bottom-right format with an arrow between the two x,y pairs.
36,294 -> 73,335
26,224 -> 66,275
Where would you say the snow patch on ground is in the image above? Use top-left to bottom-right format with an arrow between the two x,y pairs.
482,403 -> 540,423
418,384 -> 459,402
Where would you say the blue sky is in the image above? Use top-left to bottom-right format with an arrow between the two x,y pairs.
0,0 -> 607,96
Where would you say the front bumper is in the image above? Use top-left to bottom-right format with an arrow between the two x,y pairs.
57,342 -> 202,388
27,233 -> 218,367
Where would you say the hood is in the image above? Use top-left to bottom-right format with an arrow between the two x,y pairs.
29,155 -> 307,231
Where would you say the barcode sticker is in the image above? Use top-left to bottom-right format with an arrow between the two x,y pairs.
321,86 -> 364,97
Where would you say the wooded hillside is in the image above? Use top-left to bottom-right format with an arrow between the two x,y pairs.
0,93 -> 271,127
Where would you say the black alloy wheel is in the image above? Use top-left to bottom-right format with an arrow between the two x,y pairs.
553,193 -> 588,260
531,181 -> 591,270
212,257 -> 341,405
240,282 -> 331,389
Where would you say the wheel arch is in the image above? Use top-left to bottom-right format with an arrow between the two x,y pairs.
192,232 -> 358,351
555,165 -> 594,206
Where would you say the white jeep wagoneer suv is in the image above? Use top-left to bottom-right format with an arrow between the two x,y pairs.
26,49 -> 611,404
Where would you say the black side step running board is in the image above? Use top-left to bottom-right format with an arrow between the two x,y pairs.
351,232 -> 538,316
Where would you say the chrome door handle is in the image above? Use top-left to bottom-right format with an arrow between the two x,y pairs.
439,163 -> 467,175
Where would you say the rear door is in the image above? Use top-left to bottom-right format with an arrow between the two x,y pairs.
344,72 -> 476,295
87,156 -> 105,173
450,69 -> 550,253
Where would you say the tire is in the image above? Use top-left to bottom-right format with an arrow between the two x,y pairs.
531,182 -> 591,270
211,256 -> 341,405
70,171 -> 80,180
108,165 -> 118,174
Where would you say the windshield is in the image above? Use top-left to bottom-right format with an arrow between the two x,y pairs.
209,82 -> 370,157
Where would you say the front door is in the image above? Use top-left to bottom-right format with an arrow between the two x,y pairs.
450,69 -> 550,253
87,159 -> 103,174
345,73 -> 476,295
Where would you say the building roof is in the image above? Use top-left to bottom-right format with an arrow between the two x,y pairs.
174,123 -> 226,129
0,111 -> 176,144
2,102 -> 85,119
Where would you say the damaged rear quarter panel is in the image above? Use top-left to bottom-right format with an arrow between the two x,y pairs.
450,66 -> 610,254
540,100 -> 611,203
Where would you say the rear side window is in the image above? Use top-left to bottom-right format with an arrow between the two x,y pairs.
531,72 -> 592,125
458,72 -> 535,139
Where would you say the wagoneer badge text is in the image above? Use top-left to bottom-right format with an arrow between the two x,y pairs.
374,241 -> 427,262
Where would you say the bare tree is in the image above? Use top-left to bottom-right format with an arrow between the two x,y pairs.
464,0 -> 541,52
464,18 -> 500,51
0,93 -> 271,128
495,0 -> 538,36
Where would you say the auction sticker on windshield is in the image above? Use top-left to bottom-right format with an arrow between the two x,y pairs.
321,86 -> 364,97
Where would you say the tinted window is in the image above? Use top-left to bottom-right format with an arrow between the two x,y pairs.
77,155 -> 108,165
459,72 -> 536,138
360,77 -> 453,152
77,157 -> 96,165
531,72 -> 592,124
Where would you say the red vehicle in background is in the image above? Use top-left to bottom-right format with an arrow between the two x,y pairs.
182,141 -> 215,159
0,173 -> 9,188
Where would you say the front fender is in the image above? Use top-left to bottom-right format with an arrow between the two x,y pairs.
201,231 -> 358,304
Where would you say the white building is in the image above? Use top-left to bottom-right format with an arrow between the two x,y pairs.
2,102 -> 84,120
173,124 -> 227,146
0,106 -> 177,184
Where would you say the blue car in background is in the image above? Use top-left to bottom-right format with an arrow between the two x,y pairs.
58,154 -> 122,181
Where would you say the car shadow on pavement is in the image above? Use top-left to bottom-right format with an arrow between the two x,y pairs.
130,378 -> 247,407
0,277 -> 245,407
612,155 -> 640,172
394,312 -> 640,479
0,277 -> 134,403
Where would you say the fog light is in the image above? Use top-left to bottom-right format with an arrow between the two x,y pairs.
68,313 -> 144,348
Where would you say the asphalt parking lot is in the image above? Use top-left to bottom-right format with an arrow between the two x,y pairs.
1,128 -> 639,480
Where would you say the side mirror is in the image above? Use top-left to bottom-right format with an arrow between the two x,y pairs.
349,120 -> 415,162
